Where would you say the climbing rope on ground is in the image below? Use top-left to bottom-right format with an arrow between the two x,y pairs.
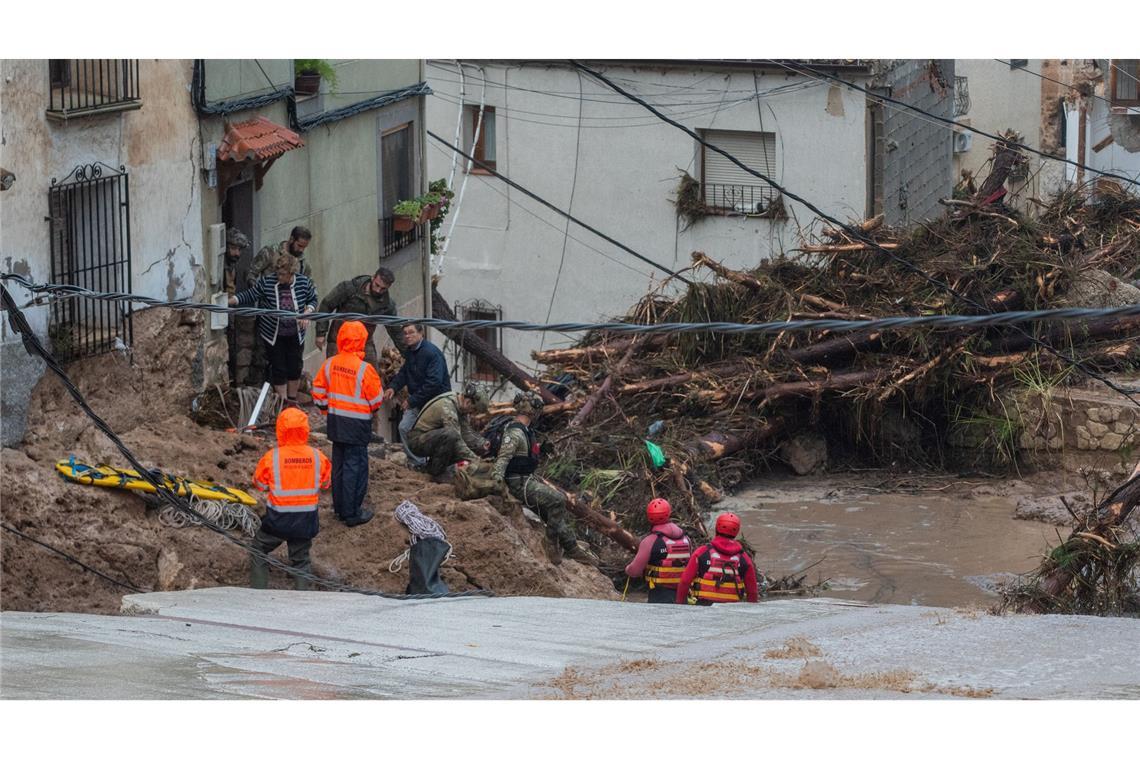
156,492 -> 260,537
388,500 -> 454,573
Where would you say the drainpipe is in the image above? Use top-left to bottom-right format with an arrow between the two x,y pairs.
1076,97 -> 1088,187
419,58 -> 431,318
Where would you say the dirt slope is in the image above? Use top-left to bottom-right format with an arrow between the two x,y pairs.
1,309 -> 618,613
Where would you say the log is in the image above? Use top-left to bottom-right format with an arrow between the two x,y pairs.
799,243 -> 899,253
532,335 -> 667,365
973,140 -> 1024,205
432,285 -> 559,405
784,331 -> 882,366
680,417 -> 786,461
995,315 -> 1140,353
541,480 -> 639,553
615,363 -> 752,396
691,251 -> 765,291
569,337 -> 640,428
1037,474 -> 1140,601
822,213 -> 884,240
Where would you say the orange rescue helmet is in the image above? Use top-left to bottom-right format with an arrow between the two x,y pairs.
715,512 -> 741,538
646,498 -> 672,525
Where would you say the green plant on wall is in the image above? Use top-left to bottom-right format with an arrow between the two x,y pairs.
293,59 -> 339,93
392,199 -> 423,219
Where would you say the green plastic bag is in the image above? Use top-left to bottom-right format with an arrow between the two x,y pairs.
644,440 -> 667,469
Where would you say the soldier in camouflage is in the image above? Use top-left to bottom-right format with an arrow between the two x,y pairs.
493,392 -> 600,567
222,228 -> 260,386
313,267 -> 403,367
404,382 -> 491,479
250,225 -> 313,281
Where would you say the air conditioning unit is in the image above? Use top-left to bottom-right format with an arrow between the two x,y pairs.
953,131 -> 973,154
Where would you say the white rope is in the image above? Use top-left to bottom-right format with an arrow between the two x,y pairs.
387,499 -> 454,572
446,59 -> 465,190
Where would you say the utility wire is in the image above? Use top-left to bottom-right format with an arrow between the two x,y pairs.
425,130 -> 690,284
5,273 -> 1140,340
0,283 -> 494,601
778,60 -> 1140,188
571,60 -> 1140,409
1,522 -> 148,594
995,59 -> 1116,110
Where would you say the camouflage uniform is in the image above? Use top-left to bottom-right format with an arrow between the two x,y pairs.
251,240 -> 313,281
405,386 -> 489,477
222,229 -> 260,386
314,275 -> 403,368
493,393 -> 580,554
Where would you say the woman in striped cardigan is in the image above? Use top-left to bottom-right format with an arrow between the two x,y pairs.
230,254 -> 318,406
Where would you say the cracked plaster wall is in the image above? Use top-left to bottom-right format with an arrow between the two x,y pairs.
1,59 -> 203,446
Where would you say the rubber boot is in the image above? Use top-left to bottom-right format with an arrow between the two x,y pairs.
250,558 -> 269,589
293,567 -> 314,591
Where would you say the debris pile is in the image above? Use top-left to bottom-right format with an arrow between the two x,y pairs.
511,183 -> 1140,552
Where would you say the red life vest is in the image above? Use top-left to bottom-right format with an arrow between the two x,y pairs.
688,545 -> 749,603
644,529 -> 692,589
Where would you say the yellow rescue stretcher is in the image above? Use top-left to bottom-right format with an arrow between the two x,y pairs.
55,457 -> 257,506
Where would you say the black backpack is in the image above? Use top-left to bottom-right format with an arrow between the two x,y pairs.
482,414 -> 514,456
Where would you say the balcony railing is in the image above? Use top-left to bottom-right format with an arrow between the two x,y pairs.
380,216 -> 422,259
47,60 -> 141,120
703,183 -> 779,214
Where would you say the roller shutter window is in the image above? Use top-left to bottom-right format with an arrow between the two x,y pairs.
701,129 -> 778,213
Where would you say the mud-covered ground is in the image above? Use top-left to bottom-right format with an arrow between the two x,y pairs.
1,309 -> 617,614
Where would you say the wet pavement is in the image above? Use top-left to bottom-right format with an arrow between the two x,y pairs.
3,587 -> 1138,699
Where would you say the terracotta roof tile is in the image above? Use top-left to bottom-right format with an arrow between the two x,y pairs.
217,116 -> 304,163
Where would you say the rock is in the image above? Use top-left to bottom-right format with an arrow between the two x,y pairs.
1015,491 -> 1092,525
1087,421 -> 1109,438
780,433 -> 829,476
156,548 -> 184,591
1061,269 -> 1140,309
1100,432 -> 1124,450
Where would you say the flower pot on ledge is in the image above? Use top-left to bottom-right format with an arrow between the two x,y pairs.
393,215 -> 417,233
423,203 -> 440,221
294,73 -> 321,96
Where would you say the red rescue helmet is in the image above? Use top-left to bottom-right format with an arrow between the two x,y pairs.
715,512 -> 741,538
646,498 -> 672,525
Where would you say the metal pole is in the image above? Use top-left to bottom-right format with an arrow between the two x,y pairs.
418,59 -> 431,319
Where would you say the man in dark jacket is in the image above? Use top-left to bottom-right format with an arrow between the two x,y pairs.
221,228 -> 258,385
383,324 -> 451,468
313,267 -> 403,366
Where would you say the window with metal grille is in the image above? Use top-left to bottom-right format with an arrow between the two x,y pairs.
454,300 -> 501,382
464,106 -> 496,172
1110,60 -> 1140,107
46,60 -> 141,120
47,163 -> 133,361
380,122 -> 420,257
700,129 -> 779,213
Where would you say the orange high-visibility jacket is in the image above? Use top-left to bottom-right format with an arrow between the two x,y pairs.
311,321 -> 383,445
253,407 -> 331,539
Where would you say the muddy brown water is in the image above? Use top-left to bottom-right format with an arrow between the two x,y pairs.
732,485 -> 1060,608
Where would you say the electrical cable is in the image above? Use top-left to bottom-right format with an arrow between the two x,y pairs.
0,283 -> 494,600
540,69 -> 586,351
425,130 -> 690,284
1,522 -> 148,594
425,139 -> 653,279
777,60 -> 1140,189
995,59 -> 1116,110
571,60 -> 1140,409
5,272 -> 1140,341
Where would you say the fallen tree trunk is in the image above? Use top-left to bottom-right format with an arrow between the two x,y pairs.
432,285 -> 559,404
799,242 -> 899,253
541,480 -> 639,552
532,335 -> 667,365
692,251 -> 765,291
822,214 -> 884,240
691,368 -> 890,406
679,417 -> 785,461
995,315 -> 1140,353
784,331 -> 883,366
1031,473 -> 1140,608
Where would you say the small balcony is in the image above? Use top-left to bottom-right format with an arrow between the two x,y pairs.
380,216 -> 422,259
47,60 -> 142,121
703,182 -> 779,215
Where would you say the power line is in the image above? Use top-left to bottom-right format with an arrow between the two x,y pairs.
5,273 -> 1140,340
571,60 -> 1140,410
0,282 -> 494,600
994,59 -> 1116,110
425,129 -> 690,284
779,60 -> 1140,188
2,522 -> 147,594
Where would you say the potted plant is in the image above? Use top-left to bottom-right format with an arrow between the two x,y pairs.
293,59 -> 338,96
421,192 -> 442,221
392,199 -> 424,232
